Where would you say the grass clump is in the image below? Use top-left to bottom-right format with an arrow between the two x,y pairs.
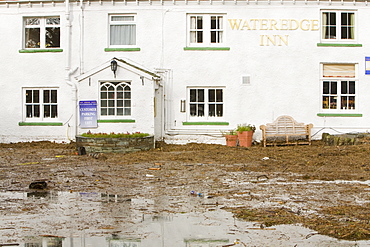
81,131 -> 149,138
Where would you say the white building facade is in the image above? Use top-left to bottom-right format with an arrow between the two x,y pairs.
0,0 -> 369,144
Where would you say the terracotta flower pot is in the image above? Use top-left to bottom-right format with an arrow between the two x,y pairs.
225,135 -> 238,147
237,131 -> 254,147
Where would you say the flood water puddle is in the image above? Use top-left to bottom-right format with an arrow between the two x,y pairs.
0,191 -> 369,246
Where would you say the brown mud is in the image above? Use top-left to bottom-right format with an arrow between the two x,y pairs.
1,141 -> 370,241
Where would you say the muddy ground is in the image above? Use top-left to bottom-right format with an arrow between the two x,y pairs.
1,141 -> 370,242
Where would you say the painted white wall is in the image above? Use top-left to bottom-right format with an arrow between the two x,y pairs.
1,0 -> 370,144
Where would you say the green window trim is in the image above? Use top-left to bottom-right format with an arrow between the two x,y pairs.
104,48 -> 141,52
19,49 -> 63,53
317,113 -> 363,117
98,119 -> 135,123
19,122 -> 63,126
317,43 -> 362,47
182,122 -> 229,125
183,47 -> 230,51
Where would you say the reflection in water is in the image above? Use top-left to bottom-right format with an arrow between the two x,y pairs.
1,191 -> 370,247
24,236 -> 63,247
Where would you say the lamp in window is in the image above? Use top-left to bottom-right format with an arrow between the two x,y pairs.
111,59 -> 118,78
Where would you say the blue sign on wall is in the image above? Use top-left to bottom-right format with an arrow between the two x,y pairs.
366,57 -> 370,75
79,100 -> 98,128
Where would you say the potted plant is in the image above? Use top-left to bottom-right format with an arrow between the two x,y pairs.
222,129 -> 238,147
236,124 -> 256,147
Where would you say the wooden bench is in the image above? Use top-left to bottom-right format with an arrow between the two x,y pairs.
260,115 -> 313,147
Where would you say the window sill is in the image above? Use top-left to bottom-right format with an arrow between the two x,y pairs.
98,119 -> 135,123
317,43 -> 362,47
183,47 -> 230,51
19,122 -> 63,126
182,122 -> 229,125
317,113 -> 362,117
19,49 -> 63,53
104,48 -> 141,52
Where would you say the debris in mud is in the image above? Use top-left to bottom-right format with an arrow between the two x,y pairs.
29,181 -> 47,190
2,141 -> 370,243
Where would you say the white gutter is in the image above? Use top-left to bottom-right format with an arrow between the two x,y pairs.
65,0 -> 79,140
80,0 -> 84,73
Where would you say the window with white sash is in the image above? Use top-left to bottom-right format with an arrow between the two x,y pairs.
321,11 -> 356,42
188,14 -> 224,46
188,88 -> 224,120
321,64 -> 357,111
109,14 -> 136,47
24,17 -> 60,49
23,88 -> 58,120
100,82 -> 131,117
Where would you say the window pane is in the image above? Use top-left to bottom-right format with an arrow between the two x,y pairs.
101,108 -> 107,116
108,108 -> 115,115
322,96 -> 329,109
25,28 -> 40,48
44,105 -> 50,117
117,92 -> 123,99
211,31 -> 217,43
33,90 -> 39,103
190,104 -> 196,116
51,106 -> 58,118
349,96 -> 355,109
44,90 -> 50,103
209,104 -> 215,117
101,92 -> 107,99
124,108 -> 131,115
26,90 -> 32,103
25,18 -> 40,25
341,96 -> 348,109
34,105 -> 40,117
216,89 -> 223,102
124,92 -> 131,99
197,16 -> 203,29
117,108 -> 123,116
46,27 -> 60,48
197,90 -> 204,102
112,16 -> 134,21
330,82 -> 337,94
341,81 -> 348,94
124,100 -> 131,107
209,89 -> 215,102
46,17 -> 60,25
198,104 -> 204,116
330,96 -> 337,109
349,81 -> 355,94
197,31 -> 203,43
101,100 -> 107,107
117,100 -> 123,107
51,90 -> 57,103
108,100 -> 115,107
26,105 -> 33,117
108,92 -> 115,99
190,89 -> 196,102
216,104 -> 223,117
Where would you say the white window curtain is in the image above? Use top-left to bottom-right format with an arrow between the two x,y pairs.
323,64 -> 355,77
322,12 -> 327,39
110,25 -> 136,45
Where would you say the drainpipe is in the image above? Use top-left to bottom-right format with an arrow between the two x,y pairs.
65,0 -> 79,140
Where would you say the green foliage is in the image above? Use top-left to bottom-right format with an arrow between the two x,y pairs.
81,131 -> 150,138
221,129 -> 237,136
236,124 -> 256,133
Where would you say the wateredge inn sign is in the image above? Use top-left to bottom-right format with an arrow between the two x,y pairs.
228,18 -> 320,46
